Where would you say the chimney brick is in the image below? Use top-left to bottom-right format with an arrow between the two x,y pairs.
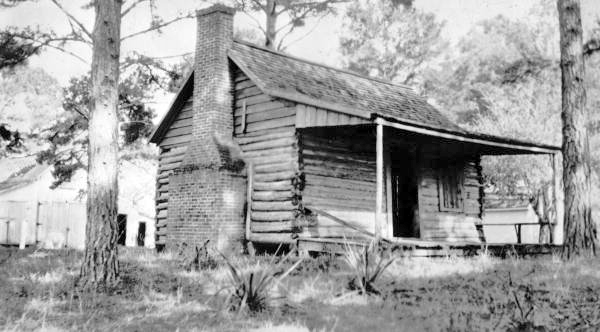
166,5 -> 245,252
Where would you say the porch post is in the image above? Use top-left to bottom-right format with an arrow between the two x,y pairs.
375,120 -> 384,238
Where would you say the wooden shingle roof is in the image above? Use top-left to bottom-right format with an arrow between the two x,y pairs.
228,40 -> 463,133
150,40 -> 560,154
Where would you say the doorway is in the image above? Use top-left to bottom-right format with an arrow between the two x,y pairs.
391,149 -> 419,238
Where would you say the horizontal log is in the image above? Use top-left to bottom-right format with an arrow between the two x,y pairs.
159,154 -> 185,166
253,170 -> 296,182
251,221 -> 294,233
235,79 -> 256,89
251,211 -> 296,221
241,136 -> 296,152
164,125 -> 192,139
156,228 -> 168,236
157,219 -> 167,227
303,165 -> 375,182
169,118 -> 192,130
303,158 -> 375,174
157,193 -> 169,202
234,101 -> 287,116
253,180 -> 293,191
303,184 -> 376,201
302,197 -> 374,211
160,146 -> 187,158
254,161 -> 297,174
248,232 -> 295,244
303,149 -> 375,166
235,116 -> 296,134
159,134 -> 191,147
159,161 -> 182,173
235,94 -> 272,108
235,108 -> 296,125
252,190 -> 295,201
252,200 -> 297,211
244,153 -> 296,166
157,210 -> 167,219
305,174 -> 375,192
157,202 -> 168,210
235,86 -> 263,99
302,134 -> 373,152
242,146 -> 295,159
236,130 -> 294,145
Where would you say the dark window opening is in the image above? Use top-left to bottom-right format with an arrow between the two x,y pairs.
438,163 -> 464,212
117,214 -> 127,245
137,222 -> 146,247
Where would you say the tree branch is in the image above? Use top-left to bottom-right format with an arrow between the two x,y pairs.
8,32 -> 89,63
584,37 -> 600,58
120,13 -> 194,41
50,0 -> 93,42
121,0 -> 148,17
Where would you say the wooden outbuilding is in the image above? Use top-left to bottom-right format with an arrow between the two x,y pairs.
149,5 -> 561,253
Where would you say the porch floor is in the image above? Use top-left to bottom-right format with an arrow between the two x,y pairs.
296,236 -> 561,258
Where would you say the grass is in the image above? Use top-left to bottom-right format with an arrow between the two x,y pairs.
1,246 -> 600,331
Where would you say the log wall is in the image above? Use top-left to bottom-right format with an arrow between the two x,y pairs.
416,147 -> 482,242
154,92 -> 193,247
233,68 -> 300,244
299,128 -> 381,238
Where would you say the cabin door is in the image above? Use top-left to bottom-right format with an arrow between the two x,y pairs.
391,150 -> 419,238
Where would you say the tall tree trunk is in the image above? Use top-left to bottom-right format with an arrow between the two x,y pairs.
79,0 -> 122,291
557,0 -> 596,258
264,0 -> 277,49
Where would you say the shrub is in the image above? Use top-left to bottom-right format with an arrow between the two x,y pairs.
178,240 -> 219,271
344,240 -> 395,295
221,247 -> 302,313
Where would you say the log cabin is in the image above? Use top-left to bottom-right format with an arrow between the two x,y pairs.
149,4 -> 561,253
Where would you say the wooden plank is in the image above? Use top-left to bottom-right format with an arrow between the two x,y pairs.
251,211 -> 296,221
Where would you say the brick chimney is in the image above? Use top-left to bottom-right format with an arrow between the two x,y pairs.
167,4 -> 246,252
184,4 -> 235,168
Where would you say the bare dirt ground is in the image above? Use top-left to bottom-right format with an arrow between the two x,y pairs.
1,246 -> 599,331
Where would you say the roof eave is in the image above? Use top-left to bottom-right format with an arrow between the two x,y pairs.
374,117 -> 560,155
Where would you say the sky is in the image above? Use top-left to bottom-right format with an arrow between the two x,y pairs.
1,0 -> 599,120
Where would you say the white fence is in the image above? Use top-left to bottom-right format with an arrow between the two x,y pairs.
0,200 -> 86,249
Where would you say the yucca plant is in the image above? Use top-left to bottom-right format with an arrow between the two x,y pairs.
221,247 -> 302,313
344,240 -> 396,295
